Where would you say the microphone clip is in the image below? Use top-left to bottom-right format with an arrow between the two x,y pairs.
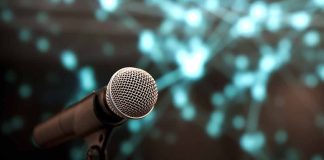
84,128 -> 113,160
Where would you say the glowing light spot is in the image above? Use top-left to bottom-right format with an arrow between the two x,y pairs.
204,0 -> 219,11
61,50 -> 78,71
240,132 -> 265,154
159,20 -> 175,34
211,92 -> 225,108
235,55 -> 249,70
95,9 -> 108,22
165,4 -> 184,20
99,0 -> 119,12
249,1 -> 267,22
289,12 -> 311,31
181,105 -> 196,121
303,30 -> 320,47
259,54 -> 277,72
274,129 -> 287,145
139,30 -> 155,53
19,28 -> 31,42
185,8 -> 203,27
1,9 -> 13,23
121,141 -> 133,155
313,0 -> 324,8
317,64 -> 324,81
176,48 -> 208,80
128,120 -> 141,133
224,85 -> 237,98
234,72 -> 255,89
232,115 -> 245,130
251,84 -> 266,102
172,86 -> 188,108
303,74 -> 318,88
266,4 -> 282,32
232,17 -> 258,38
36,37 -> 50,53
156,70 -> 180,91
19,84 -> 32,99
206,111 -> 224,138
79,67 -> 97,91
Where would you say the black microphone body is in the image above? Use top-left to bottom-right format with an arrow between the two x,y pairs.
32,67 -> 158,149
32,87 -> 125,148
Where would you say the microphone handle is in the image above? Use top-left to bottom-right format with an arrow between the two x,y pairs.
33,92 -> 102,148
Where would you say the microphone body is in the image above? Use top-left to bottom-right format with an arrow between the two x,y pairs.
33,87 -> 124,148
32,67 -> 158,148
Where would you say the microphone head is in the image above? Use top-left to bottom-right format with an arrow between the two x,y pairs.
106,67 -> 158,119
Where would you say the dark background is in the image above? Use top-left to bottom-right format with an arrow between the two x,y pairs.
1,0 -> 324,160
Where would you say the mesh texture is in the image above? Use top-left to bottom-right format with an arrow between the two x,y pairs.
106,67 -> 158,119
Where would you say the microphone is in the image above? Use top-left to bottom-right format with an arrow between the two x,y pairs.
32,67 -> 158,148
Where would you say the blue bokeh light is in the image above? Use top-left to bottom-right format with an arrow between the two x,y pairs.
79,67 -> 97,91
61,50 -> 78,71
99,0 -> 119,12
36,37 -> 50,53
303,30 -> 320,47
206,111 -> 224,138
240,132 -> 265,155
181,104 -> 196,121
19,83 -> 32,99
289,11 -> 311,31
232,115 -> 245,130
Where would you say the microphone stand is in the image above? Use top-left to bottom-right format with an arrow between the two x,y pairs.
84,88 -> 126,160
84,128 -> 113,160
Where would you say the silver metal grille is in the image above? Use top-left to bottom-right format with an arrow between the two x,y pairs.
106,67 -> 158,119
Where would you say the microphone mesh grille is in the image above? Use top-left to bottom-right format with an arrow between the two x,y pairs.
107,67 -> 158,119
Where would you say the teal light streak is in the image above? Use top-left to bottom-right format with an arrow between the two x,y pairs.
206,111 -> 225,138
128,120 -> 141,133
79,67 -> 97,91
61,50 -> 78,71
172,86 -> 188,109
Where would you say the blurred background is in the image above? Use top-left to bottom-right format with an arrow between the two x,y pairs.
0,0 -> 324,159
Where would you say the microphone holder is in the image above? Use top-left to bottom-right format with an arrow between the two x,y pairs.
84,128 -> 113,160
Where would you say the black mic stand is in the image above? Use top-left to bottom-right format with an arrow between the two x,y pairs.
84,128 -> 113,160
84,88 -> 127,160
